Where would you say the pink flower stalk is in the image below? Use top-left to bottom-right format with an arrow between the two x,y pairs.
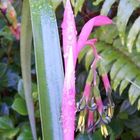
62,0 -> 112,139
61,0 -> 77,70
87,110 -> 94,130
83,83 -> 91,103
62,48 -> 76,140
61,0 -> 76,139
102,73 -> 111,93
96,96 -> 104,115
85,39 -> 102,86
94,86 -> 104,115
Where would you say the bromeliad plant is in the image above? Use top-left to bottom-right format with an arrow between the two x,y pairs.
61,0 -> 114,139
11,0 -> 114,139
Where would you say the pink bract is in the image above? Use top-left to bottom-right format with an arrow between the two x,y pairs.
102,74 -> 111,93
61,0 -> 112,139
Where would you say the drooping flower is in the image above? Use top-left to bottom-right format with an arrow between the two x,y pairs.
61,0 -> 112,139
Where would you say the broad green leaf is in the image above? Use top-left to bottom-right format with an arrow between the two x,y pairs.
20,0 -> 37,139
0,116 -> 19,139
118,112 -> 128,120
29,0 -> 64,139
17,124 -> 33,140
109,119 -> 124,138
0,128 -> 19,139
92,129 -> 104,140
75,0 -> 85,15
117,0 -> 140,45
127,16 -> 140,52
0,116 -> 13,131
12,97 -> 28,116
101,0 -> 116,16
17,79 -> 25,99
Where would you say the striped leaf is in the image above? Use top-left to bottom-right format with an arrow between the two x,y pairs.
29,0 -> 64,139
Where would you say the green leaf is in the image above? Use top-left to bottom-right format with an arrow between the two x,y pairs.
109,119 -> 124,137
17,124 -> 33,140
112,64 -> 136,90
52,0 -> 62,10
121,132 -> 133,140
17,79 -> 25,99
0,116 -> 13,131
20,0 -> 37,139
129,77 -> 140,105
0,128 -> 19,139
119,80 -> 129,95
0,116 -> 19,139
136,33 -> 140,51
93,0 -> 104,6
74,0 -> 85,15
29,0 -> 64,139
93,25 -> 118,44
137,98 -> 140,110
110,59 -> 126,80
12,97 -> 28,116
92,129 -> 104,140
101,0 -> 116,16
127,16 -> 140,52
118,112 -> 128,120
117,0 -> 140,45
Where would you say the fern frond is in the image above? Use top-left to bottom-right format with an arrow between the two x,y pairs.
101,0 -> 140,52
